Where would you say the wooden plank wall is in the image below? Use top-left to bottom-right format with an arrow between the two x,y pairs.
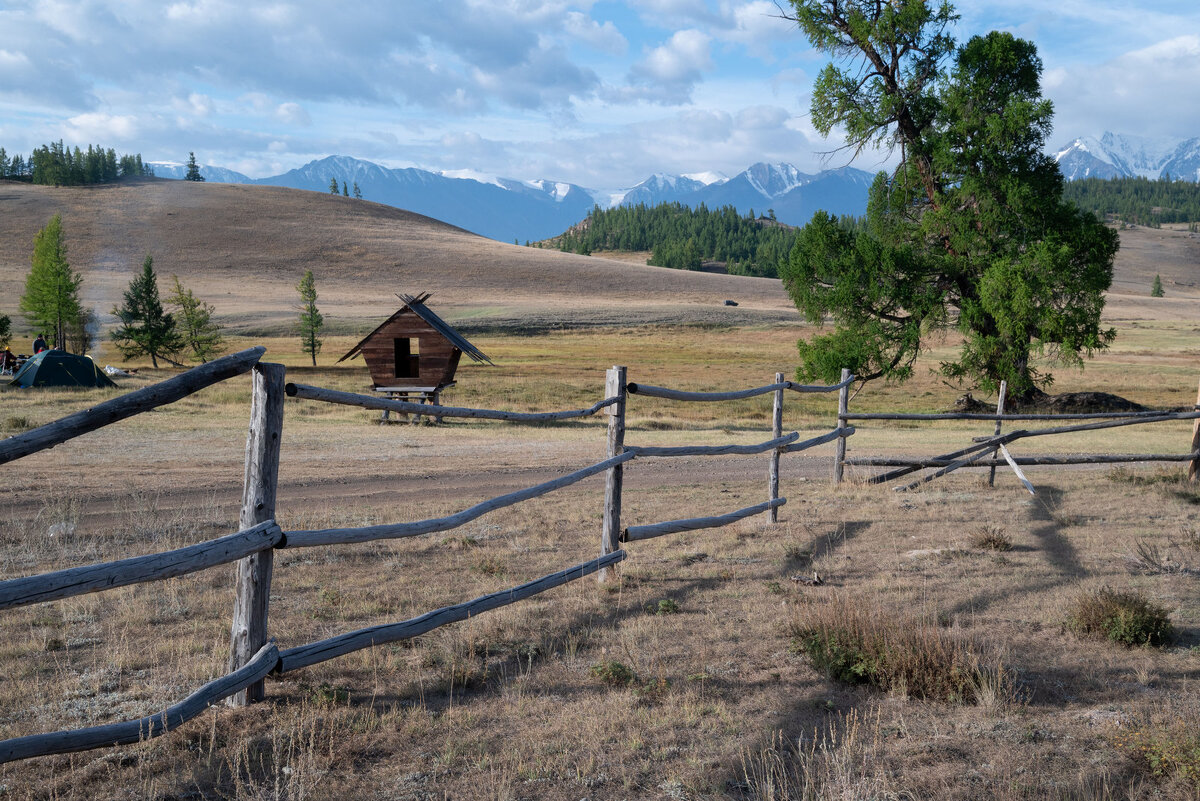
360,312 -> 459,388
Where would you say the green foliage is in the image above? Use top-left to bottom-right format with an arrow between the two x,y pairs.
1151,274 -> 1165,298
589,660 -> 636,687
167,275 -> 224,363
649,598 -> 680,615
1112,723 -> 1200,785
1064,175 -> 1200,226
111,255 -> 184,368
352,181 -> 362,200
0,313 -> 10,349
184,152 -> 205,182
781,4 -> 1118,400
554,202 -> 805,278
329,177 -> 338,195
1067,587 -> 1173,647
1,140 -> 151,185
296,270 -> 323,366
20,214 -> 84,350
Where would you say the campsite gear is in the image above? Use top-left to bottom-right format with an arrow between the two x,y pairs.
7,350 -> 117,389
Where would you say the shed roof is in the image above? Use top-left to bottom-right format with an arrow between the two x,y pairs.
337,292 -> 493,365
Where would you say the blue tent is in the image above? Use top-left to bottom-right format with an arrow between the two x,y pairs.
8,350 -> 117,389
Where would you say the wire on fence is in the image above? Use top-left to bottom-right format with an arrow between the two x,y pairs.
285,383 -> 618,422
277,551 -> 626,673
0,641 -> 279,764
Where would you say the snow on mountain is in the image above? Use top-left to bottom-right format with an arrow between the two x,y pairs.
148,161 -> 252,183
1055,132 -> 1200,181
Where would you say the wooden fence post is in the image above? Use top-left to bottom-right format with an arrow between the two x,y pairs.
988,380 -> 1008,488
228,362 -> 285,706
600,366 -> 627,582
769,372 -> 784,522
1189,377 -> 1200,483
834,368 -> 850,484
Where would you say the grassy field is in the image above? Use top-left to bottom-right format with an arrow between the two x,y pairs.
1,181 -> 1199,799
1,324 -> 1199,800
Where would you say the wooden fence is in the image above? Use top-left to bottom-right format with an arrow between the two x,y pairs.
835,378 -> 1200,493
0,357 -> 850,764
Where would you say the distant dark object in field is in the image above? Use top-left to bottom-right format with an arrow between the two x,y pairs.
954,391 -> 1148,414
724,299 -> 738,307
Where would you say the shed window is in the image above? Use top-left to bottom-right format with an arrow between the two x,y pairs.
394,338 -> 420,378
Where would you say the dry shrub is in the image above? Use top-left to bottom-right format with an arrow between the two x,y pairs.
789,594 -> 1010,704
971,524 -> 1012,552
1066,587 -> 1173,648
1111,721 -> 1200,788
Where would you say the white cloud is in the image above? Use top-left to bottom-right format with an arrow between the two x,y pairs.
276,102 -> 311,126
627,29 -> 713,102
563,11 -> 627,54
65,111 -> 139,140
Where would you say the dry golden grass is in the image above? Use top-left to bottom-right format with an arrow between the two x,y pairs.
1,182 -> 1200,798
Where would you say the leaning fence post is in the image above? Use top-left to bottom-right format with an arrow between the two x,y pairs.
228,361 -> 285,706
833,368 -> 850,484
1189,377 -> 1200,483
769,372 -> 784,522
988,380 -> 1008,488
600,366 -> 627,582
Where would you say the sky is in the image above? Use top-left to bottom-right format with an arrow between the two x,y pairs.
1,1 -> 1198,191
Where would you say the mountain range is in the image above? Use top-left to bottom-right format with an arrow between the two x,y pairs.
150,132 -> 1197,243
1054,132 -> 1200,182
150,156 -> 874,243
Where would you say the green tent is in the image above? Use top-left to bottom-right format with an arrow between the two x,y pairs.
8,350 -> 117,389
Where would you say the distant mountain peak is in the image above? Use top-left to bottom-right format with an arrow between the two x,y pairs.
1055,132 -> 1200,181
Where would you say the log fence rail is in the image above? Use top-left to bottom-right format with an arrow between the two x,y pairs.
0,357 -> 850,764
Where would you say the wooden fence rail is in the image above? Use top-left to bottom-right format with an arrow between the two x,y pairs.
0,521 -> 283,611
286,383 -> 619,422
286,451 -> 636,548
276,552 -> 626,673
1,363 -> 852,764
0,347 -> 265,466
0,642 -> 279,764
625,373 -> 854,402
622,499 -> 786,542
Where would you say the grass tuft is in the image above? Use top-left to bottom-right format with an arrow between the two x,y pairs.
590,660 -> 636,687
1066,587 -> 1174,647
788,594 -> 1009,704
971,524 -> 1013,551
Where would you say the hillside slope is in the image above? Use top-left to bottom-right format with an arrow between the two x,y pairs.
0,179 -> 795,335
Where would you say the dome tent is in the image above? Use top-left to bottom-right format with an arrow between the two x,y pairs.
8,350 -> 116,389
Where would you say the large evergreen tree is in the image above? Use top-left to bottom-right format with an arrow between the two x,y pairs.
780,1 -> 1118,401
296,270 -> 323,366
168,275 -> 225,362
20,214 -> 83,350
111,256 -> 184,368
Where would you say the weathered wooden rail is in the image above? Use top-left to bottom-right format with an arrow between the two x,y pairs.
0,358 -> 850,765
837,378 -> 1200,490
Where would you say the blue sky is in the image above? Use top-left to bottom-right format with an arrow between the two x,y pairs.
1,1 -> 1197,190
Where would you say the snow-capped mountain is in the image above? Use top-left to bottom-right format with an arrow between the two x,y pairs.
1055,132 -> 1200,181
153,154 -> 874,242
148,161 -> 253,183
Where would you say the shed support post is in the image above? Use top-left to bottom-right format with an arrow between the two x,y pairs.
834,368 -> 850,484
769,372 -> 784,522
600,366 -> 627,583
1189,377 -> 1200,483
988,380 -> 1007,488
228,362 -> 285,706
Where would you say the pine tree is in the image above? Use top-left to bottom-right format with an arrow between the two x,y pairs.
111,255 -> 184,368
184,152 -> 205,181
342,181 -> 349,197
353,181 -> 362,199
297,270 -> 323,366
20,214 -> 83,350
167,275 -> 225,362
329,177 -> 339,195
0,313 -> 10,349
1151,274 -> 1164,298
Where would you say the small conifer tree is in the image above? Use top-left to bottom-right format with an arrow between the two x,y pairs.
184,152 -> 205,181
1151,274 -> 1164,297
329,177 -> 339,194
297,270 -> 323,366
168,275 -> 224,362
111,255 -> 183,367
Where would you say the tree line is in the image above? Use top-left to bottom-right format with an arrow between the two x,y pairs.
1063,175 -> 1200,227
0,140 -> 153,185
545,202 -> 824,278
5,214 -> 327,371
